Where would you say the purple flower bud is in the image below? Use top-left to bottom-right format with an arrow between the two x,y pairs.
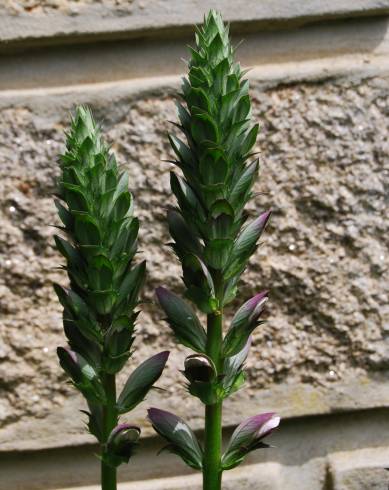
257,209 -> 271,231
57,346 -> 82,383
222,412 -> 280,470
223,292 -> 268,357
239,291 -> 268,326
229,412 -> 280,452
184,354 -> 216,383
148,408 -> 187,434
107,424 -> 140,458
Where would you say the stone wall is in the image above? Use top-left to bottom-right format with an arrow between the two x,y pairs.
0,2 -> 388,489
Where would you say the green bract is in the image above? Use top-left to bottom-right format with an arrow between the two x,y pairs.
54,107 -> 168,484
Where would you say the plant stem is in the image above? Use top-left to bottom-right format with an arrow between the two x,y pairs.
101,373 -> 117,490
203,273 -> 223,490
203,398 -> 222,489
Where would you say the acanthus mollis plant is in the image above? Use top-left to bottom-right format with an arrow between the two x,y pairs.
148,10 -> 280,490
54,107 -> 169,490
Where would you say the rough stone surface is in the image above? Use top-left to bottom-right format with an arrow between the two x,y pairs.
335,468 -> 389,489
3,0 -> 388,18
0,74 -> 388,446
2,0 -> 134,16
329,448 -> 389,489
2,0 -> 389,50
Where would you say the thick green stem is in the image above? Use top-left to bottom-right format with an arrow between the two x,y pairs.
203,274 -> 224,490
101,373 -> 117,490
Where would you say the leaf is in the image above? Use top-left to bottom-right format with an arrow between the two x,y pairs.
84,402 -> 104,442
188,69 -> 207,89
54,284 -> 102,343
170,173 -> 206,222
199,150 -> 229,185
184,254 -> 215,299
223,338 -> 251,394
186,86 -> 211,110
168,210 -> 203,257
148,408 -> 203,470
241,124 -> 259,156
229,160 -> 259,207
112,192 -> 132,221
224,210 -> 271,278
54,235 -> 81,266
156,287 -> 207,352
57,347 -> 106,403
116,261 -> 146,309
74,214 -> 101,246
223,291 -> 268,357
210,199 -> 234,219
112,218 -> 138,255
63,317 -> 102,370
103,316 -> 136,374
117,351 -> 169,413
55,200 -> 73,229
62,185 -> 89,213
204,238 -> 233,269
222,413 -> 280,470
88,255 -> 114,291
169,134 -> 195,168
88,290 -> 117,316
234,94 -> 251,123
191,113 -> 219,145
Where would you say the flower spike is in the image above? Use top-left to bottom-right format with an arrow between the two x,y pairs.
150,9 -> 280,489
54,107 -> 169,488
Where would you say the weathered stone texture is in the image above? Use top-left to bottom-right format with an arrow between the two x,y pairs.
0,75 -> 388,439
329,448 -> 389,489
2,0 -> 134,16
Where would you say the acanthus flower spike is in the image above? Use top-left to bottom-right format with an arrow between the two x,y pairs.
54,107 -> 169,490
150,9 -> 280,490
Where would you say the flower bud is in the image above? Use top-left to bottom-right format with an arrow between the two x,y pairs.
222,412 -> 280,470
57,347 -> 82,383
184,354 -> 216,383
107,424 -> 140,460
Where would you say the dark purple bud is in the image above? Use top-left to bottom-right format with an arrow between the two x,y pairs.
107,424 -> 140,458
57,346 -> 82,383
184,354 -> 216,383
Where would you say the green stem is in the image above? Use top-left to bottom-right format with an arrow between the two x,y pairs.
203,274 -> 223,490
101,373 -> 117,490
